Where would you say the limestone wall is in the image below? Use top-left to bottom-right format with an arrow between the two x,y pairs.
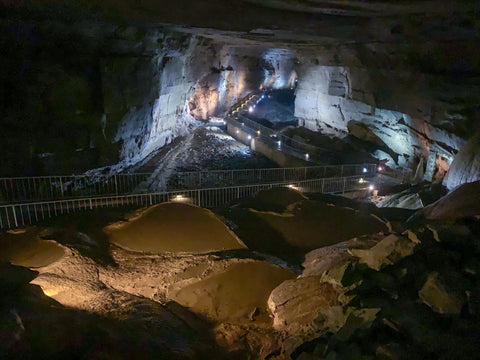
294,59 -> 465,169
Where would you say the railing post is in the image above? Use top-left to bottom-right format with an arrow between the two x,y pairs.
59,177 -> 64,197
342,177 -> 346,194
114,175 -> 119,195
12,206 -> 18,227
341,165 -> 344,177
149,193 -> 153,206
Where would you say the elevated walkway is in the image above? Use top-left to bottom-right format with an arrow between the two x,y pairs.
225,92 -> 329,166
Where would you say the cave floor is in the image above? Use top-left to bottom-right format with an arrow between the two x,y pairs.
132,123 -> 277,191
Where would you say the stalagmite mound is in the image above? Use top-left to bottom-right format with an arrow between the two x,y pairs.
170,260 -> 296,323
223,188 -> 388,263
105,202 -> 246,253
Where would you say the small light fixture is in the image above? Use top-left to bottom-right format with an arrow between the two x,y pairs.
247,135 -> 252,140
249,106 -> 254,112
172,194 -> 189,203
305,153 -> 309,160
236,129 -> 239,134
278,141 -> 281,146
363,168 -> 368,173
359,178 -> 364,184
378,166 -> 383,171
257,130 -> 261,135
369,185 -> 374,191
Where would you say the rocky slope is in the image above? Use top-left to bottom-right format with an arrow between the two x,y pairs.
1,184 -> 480,359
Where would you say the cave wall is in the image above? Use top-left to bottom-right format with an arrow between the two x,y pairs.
107,40 -> 270,168
2,1 -> 478,179
0,20 -> 270,175
293,49 -> 466,169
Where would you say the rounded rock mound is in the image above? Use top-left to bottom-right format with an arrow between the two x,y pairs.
105,202 -> 246,253
170,260 -> 296,323
0,229 -> 65,268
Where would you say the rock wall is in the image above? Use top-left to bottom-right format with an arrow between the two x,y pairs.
111,41 -> 271,168
0,20 -> 274,175
294,57 -> 465,169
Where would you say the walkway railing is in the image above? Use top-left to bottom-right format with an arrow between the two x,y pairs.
0,164 -> 376,204
226,114 -> 325,162
0,173 -> 151,205
227,91 -> 330,163
0,175 -> 371,230
167,164 -> 376,190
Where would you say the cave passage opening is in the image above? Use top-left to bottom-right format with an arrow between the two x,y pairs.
243,89 -> 298,131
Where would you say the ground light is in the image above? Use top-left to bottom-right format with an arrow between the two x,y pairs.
369,185 -> 374,191
172,194 -> 190,203
247,135 -> 252,140
358,178 -> 365,183
249,106 -> 254,112
378,166 -> 384,171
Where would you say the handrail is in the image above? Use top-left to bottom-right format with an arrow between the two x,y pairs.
228,91 -> 328,155
226,115 -> 324,163
0,175 -> 373,230
0,164 -> 377,204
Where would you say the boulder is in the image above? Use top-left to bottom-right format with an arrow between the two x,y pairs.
302,235 -> 381,278
418,272 -> 462,314
443,131 -> 480,190
377,191 -> 424,210
419,180 -> 480,220
267,277 -> 344,334
348,233 -> 418,271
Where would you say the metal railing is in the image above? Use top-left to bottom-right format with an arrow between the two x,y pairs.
226,91 -> 329,163
167,164 -> 376,189
0,175 -> 371,230
226,114 -> 324,161
0,164 -> 377,204
0,173 -> 150,205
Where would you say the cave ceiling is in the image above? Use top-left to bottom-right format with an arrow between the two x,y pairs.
8,0 -> 476,122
